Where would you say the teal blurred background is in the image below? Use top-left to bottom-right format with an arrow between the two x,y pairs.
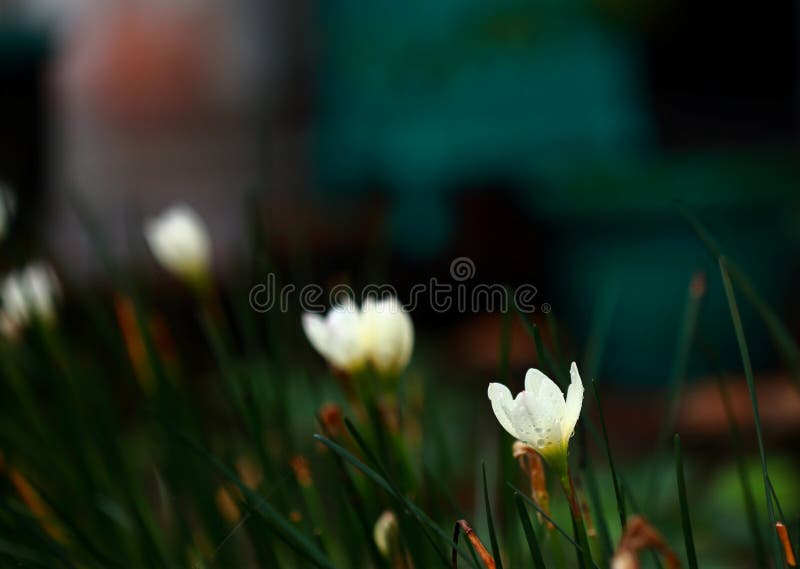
0,0 -> 798,386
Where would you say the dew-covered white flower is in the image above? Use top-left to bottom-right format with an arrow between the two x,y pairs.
302,296 -> 414,377
144,204 -> 211,282
488,363 -> 584,473
0,261 -> 61,337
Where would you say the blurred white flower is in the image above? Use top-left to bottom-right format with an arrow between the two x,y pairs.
302,299 -> 369,375
302,296 -> 414,377
488,363 -> 584,474
0,184 -> 17,241
0,262 -> 61,337
144,204 -> 211,283
372,510 -> 398,558
360,296 -> 414,377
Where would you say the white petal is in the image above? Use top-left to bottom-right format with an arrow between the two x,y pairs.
520,390 -> 565,449
524,368 -> 561,398
302,313 -> 329,359
561,362 -> 584,441
363,297 -> 414,375
488,383 -> 520,440
325,303 -> 367,370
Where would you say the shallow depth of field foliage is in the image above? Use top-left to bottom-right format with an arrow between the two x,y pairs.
0,200 -> 798,569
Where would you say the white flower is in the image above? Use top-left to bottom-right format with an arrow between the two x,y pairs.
0,261 -> 61,336
144,204 -> 211,282
302,296 -> 414,377
360,296 -> 414,376
302,299 -> 370,374
488,362 -> 584,473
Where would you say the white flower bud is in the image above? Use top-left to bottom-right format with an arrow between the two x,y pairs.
144,204 -> 211,283
373,510 -> 398,558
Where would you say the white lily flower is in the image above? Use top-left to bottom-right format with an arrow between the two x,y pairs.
302,295 -> 414,377
302,299 -> 369,374
360,296 -> 414,377
488,362 -> 584,474
144,204 -> 211,283
0,261 -> 61,337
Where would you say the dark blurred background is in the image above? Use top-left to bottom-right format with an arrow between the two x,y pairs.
1,0 -> 799,412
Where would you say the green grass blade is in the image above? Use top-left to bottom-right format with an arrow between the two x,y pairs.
678,202 -> 800,390
674,435 -> 698,569
514,494 -> 547,569
719,256 -> 783,565
511,301 -> 562,387
698,336 -> 769,568
481,463 -> 504,569
589,379 -> 626,531
508,485 -> 580,550
582,453 -> 612,566
648,272 -> 704,500
582,278 -> 619,381
618,479 -> 664,569
769,477 -> 798,565
314,433 -> 480,569
176,432 -> 335,569
316,418 -> 387,569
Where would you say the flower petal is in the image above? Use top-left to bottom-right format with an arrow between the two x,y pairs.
302,313 -> 329,359
561,362 -> 584,441
325,303 -> 367,370
488,383 -> 520,440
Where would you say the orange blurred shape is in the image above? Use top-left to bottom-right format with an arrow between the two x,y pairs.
64,4 -> 220,126
114,294 -> 177,392
777,522 -> 797,567
612,515 -> 679,569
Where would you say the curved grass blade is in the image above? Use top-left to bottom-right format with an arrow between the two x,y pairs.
648,273 -> 704,501
674,435 -> 698,569
589,379 -> 626,532
618,478 -> 664,569
719,256 -> 783,565
769,477 -> 798,566
677,202 -> 800,390
316,417 -> 387,569
481,463 -> 504,569
176,432 -> 335,569
582,453 -> 612,565
697,335 -> 769,567
508,485 -> 579,550
511,301 -> 561,387
314,433 -> 479,569
514,494 -> 547,569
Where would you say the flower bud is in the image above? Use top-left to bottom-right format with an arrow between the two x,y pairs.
373,510 -> 398,558
144,204 -> 211,284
